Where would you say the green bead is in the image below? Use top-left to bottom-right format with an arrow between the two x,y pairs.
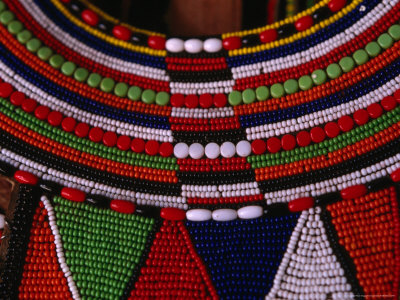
114,82 -> 129,97
49,54 -> 65,69
26,38 -> 42,53
37,47 -> 53,61
74,68 -> 89,82
298,75 -> 313,90
17,30 -> 32,44
100,78 -> 115,93
155,91 -> 170,105
311,69 -> 327,85
377,33 -> 393,49
0,2 -> 5,13
283,79 -> 299,94
255,86 -> 269,101
326,63 -> 342,79
388,24 -> 400,41
339,56 -> 355,72
352,49 -> 368,65
270,83 -> 284,98
87,73 -> 102,88
365,41 -> 381,57
61,61 -> 77,76
7,20 -> 23,35
141,89 -> 156,104
228,90 -> 242,106
242,88 -> 256,104
0,10 -> 14,25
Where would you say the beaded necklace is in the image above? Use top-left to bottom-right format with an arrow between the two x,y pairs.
0,0 -> 399,299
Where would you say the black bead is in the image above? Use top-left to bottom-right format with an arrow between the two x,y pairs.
312,6 -> 332,22
315,192 -> 341,206
136,206 -> 160,218
86,194 -> 111,208
241,34 -> 260,46
264,203 -> 290,217
39,180 -> 62,195
366,176 -> 392,192
0,160 -> 16,176
277,23 -> 295,38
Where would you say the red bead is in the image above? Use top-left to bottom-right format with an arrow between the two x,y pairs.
47,111 -> 63,127
148,35 -> 166,50
88,127 -> 104,143
21,98 -> 37,113
381,96 -> 396,111
390,168 -> 400,182
222,36 -> 242,50
61,187 -> 86,202
310,127 -> 325,143
145,140 -> 159,156
81,9 -> 99,26
184,95 -> 198,108
103,131 -> 117,147
340,184 -> 367,199
288,197 -> 315,212
61,117 -> 76,132
213,93 -> 227,108
251,139 -> 266,155
324,122 -> 340,138
110,199 -> 136,214
281,134 -> 296,151
112,25 -> 131,41
259,29 -> 278,43
74,123 -> 90,138
394,89 -> 400,103
328,0 -> 347,12
10,91 -> 25,106
160,207 -> 186,221
131,138 -> 145,153
353,109 -> 369,125
34,106 -> 50,120
0,82 -> 13,98
199,94 -> 213,108
338,115 -> 354,132
159,142 -> 173,157
267,137 -> 281,153
116,135 -> 131,151
296,131 -> 311,147
367,103 -> 383,119
294,15 -> 313,32
170,94 -> 185,107
14,170 -> 38,185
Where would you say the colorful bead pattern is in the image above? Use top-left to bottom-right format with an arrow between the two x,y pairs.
0,0 -> 399,298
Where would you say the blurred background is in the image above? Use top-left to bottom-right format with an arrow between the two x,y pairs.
94,0 -> 319,36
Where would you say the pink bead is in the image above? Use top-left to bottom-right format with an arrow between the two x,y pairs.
222,36 -> 242,50
340,184 -> 367,200
14,170 -> 38,185
148,36 -> 166,50
61,187 -> 86,202
288,197 -> 314,212
160,207 -> 186,221
110,200 -> 136,214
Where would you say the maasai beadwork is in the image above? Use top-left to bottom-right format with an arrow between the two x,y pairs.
0,0 -> 400,299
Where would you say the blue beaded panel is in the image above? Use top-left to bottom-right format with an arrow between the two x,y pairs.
186,214 -> 299,300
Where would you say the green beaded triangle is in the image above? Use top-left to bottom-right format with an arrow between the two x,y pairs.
53,196 -> 155,299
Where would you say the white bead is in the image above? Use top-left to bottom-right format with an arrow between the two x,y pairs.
184,39 -> 203,53
236,140 -> 251,157
212,209 -> 237,221
174,143 -> 189,158
237,205 -> 263,219
186,209 -> 212,221
205,142 -> 220,159
0,214 -> 4,229
165,38 -> 185,53
203,38 -> 222,52
189,143 -> 205,159
220,142 -> 236,158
